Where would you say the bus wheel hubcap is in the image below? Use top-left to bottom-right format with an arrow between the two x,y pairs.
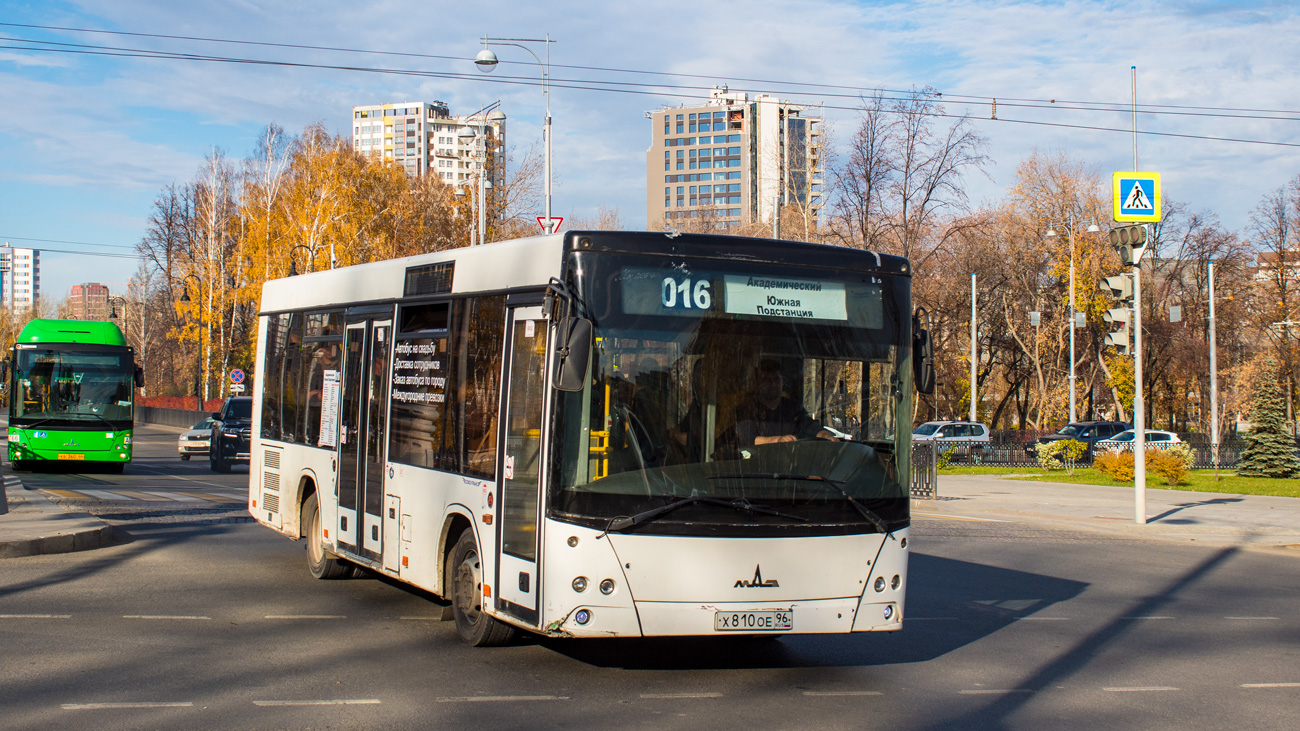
455,551 -> 481,624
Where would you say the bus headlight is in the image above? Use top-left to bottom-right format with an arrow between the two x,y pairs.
874,577 -> 886,592
574,609 -> 592,625
599,579 -> 616,595
572,576 -> 588,593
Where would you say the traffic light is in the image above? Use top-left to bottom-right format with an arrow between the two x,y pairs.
1101,274 -> 1134,300
1103,307 -> 1133,355
1109,225 -> 1148,266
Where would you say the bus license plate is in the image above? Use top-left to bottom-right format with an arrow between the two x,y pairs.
57,453 -> 86,460
715,610 -> 792,631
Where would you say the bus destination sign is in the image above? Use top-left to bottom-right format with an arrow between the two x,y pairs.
721,275 -> 847,320
621,267 -> 850,322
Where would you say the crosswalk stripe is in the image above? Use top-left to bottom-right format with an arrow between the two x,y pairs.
79,489 -> 134,501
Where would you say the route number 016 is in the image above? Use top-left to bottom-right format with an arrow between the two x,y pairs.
661,276 -> 713,310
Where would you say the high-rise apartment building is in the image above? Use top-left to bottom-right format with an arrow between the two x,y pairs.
70,282 -> 110,321
351,101 -> 506,192
646,87 -> 823,229
0,244 -> 40,312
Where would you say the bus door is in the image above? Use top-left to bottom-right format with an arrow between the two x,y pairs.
495,305 -> 548,624
336,315 -> 393,561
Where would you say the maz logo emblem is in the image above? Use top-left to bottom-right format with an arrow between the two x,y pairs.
62,439 -> 80,448
735,565 -> 779,588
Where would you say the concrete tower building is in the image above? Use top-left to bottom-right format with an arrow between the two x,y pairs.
646,87 -> 823,230
0,244 -> 40,312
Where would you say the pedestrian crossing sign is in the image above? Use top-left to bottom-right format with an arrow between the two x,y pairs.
1112,172 -> 1161,222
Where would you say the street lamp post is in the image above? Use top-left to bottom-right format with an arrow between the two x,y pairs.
458,103 -> 505,247
475,34 -> 555,234
288,245 -> 315,276
1046,214 -> 1101,423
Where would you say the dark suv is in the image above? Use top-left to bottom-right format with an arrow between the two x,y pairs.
210,396 -> 253,473
1027,420 -> 1131,457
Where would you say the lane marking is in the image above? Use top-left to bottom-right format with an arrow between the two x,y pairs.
1104,686 -> 1179,692
1022,617 -> 1069,621
959,689 -> 1033,695
123,615 -> 210,620
254,699 -> 381,706
264,615 -> 346,619
640,693 -> 723,699
438,696 -> 568,703
913,512 -> 1007,523
1,614 -> 71,619
803,691 -> 883,697
1123,616 -> 1175,620
400,616 -> 442,621
63,702 -> 194,709
1226,616 -> 1280,620
1241,683 -> 1300,688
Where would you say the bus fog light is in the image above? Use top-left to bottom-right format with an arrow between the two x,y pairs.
874,577 -> 886,592
599,579 -> 615,595
883,605 -> 893,620
891,574 -> 901,590
572,576 -> 588,592
574,609 -> 592,625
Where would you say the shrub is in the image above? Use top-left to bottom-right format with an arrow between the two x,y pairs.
936,445 -> 958,470
1147,448 -> 1188,486
1036,439 -> 1088,475
1094,449 -> 1135,482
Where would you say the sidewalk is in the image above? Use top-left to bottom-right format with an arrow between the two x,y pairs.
0,473 -> 114,558
921,474 -> 1300,550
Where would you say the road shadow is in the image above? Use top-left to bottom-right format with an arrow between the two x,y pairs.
1148,496 -> 1244,524
918,545 -> 1239,731
537,552 -> 1088,670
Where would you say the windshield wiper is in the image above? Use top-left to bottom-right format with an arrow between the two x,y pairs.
710,473 -> 892,535
606,495 -> 807,533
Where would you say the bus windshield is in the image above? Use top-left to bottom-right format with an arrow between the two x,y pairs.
10,345 -> 136,429
551,254 -> 910,537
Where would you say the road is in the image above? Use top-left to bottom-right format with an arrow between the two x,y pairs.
2,424 -> 1298,729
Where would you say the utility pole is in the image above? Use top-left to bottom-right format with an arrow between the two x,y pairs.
1209,260 -> 1219,478
970,273 -> 977,423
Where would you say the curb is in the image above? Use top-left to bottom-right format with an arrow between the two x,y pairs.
0,474 -> 115,558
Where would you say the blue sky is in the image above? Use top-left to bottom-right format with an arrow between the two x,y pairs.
1,0 -> 1298,302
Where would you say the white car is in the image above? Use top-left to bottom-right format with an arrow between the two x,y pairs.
178,417 -> 216,460
1094,429 -> 1182,451
912,420 -> 991,454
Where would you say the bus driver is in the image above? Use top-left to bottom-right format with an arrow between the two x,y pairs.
734,359 -> 839,447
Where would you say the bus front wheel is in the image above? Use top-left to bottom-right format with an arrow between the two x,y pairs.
10,460 -> 29,472
304,493 -> 351,580
448,530 -> 516,647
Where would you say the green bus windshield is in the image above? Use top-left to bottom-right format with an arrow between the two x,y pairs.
11,344 -> 136,429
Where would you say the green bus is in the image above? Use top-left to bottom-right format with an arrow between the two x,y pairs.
5,319 -> 143,472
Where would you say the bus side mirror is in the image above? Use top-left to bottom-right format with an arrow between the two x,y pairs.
134,366 -> 145,388
913,328 -> 935,395
552,317 -> 592,393
0,358 -> 8,382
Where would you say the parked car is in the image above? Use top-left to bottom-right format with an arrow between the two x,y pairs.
210,396 -> 253,473
1026,421 -> 1130,456
1094,429 -> 1183,451
913,420 -> 991,458
177,416 -> 216,460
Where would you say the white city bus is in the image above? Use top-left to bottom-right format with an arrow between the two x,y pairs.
249,230 -> 933,646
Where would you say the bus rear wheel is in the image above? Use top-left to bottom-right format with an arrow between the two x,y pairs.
304,493 -> 351,580
448,530 -> 516,647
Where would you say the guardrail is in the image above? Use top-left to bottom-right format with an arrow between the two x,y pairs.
137,407 -> 211,429
910,441 -> 937,499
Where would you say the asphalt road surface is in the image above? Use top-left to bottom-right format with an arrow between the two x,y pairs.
2,424 -> 1298,730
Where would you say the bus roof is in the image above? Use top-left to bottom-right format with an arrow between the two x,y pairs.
16,319 -> 128,346
258,231 -> 910,314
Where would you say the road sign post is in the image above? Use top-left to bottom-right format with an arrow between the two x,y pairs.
1112,171 -> 1161,525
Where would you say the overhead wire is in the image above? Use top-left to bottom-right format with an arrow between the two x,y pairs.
3,38 -> 1299,151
